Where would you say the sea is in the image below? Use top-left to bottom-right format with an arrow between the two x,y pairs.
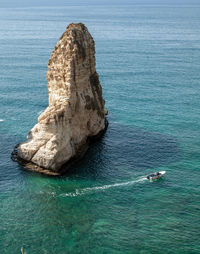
0,3 -> 200,254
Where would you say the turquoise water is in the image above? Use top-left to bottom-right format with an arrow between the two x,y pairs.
0,4 -> 200,254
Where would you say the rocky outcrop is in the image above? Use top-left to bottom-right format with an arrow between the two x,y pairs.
16,23 -> 107,175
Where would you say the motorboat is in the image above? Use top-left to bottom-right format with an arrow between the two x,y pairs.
146,171 -> 166,180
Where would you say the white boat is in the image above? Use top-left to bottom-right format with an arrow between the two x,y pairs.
146,171 -> 166,180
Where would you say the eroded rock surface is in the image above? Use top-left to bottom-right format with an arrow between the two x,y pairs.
17,23 -> 107,174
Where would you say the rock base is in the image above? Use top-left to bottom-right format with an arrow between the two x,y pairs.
12,119 -> 108,176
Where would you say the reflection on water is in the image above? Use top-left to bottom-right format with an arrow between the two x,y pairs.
61,122 -> 181,179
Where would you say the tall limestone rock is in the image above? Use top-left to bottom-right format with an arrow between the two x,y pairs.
17,23 -> 107,175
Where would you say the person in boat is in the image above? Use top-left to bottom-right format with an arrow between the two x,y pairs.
147,171 -> 160,179
151,172 -> 160,177
147,173 -> 154,179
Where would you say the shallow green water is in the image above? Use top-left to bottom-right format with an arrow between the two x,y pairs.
0,4 -> 200,254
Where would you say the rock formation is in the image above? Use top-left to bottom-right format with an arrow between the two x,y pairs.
16,23 -> 107,175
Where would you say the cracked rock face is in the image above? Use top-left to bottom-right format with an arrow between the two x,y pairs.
17,23 -> 107,174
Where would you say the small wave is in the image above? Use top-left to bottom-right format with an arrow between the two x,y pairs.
60,177 -> 147,197
38,110 -> 44,115
0,119 -> 4,122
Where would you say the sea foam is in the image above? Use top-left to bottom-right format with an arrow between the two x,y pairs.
38,110 -> 45,116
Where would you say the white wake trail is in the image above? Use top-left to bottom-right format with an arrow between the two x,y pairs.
60,177 -> 147,197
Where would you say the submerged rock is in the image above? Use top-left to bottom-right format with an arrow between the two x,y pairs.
17,23 -> 107,175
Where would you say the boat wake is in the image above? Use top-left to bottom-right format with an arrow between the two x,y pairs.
60,177 -> 147,197
38,110 -> 45,116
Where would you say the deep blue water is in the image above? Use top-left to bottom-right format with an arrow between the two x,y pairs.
0,4 -> 200,254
